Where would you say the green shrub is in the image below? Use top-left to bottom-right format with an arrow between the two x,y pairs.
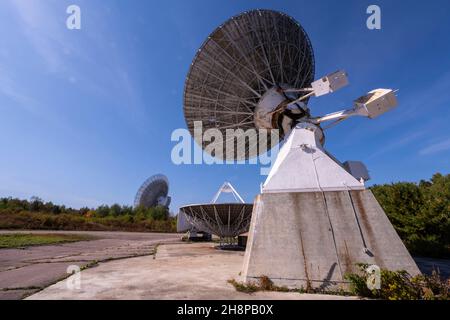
345,263 -> 449,300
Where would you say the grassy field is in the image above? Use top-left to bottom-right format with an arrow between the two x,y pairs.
0,233 -> 93,249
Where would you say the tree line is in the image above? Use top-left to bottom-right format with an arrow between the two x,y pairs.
0,197 -> 175,232
371,173 -> 449,258
0,197 -> 170,221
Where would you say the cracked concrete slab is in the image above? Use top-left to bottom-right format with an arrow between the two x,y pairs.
0,261 -> 89,289
4,231 -> 446,300
28,243 -> 360,300
0,230 -> 181,299
0,289 -> 36,300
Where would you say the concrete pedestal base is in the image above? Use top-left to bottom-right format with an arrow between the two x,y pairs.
241,190 -> 420,289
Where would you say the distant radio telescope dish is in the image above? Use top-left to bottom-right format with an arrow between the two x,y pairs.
134,174 -> 171,209
184,9 -> 315,160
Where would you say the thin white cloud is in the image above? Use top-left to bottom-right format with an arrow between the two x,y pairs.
7,0 -> 69,72
1,0 -> 149,131
0,70 -> 38,113
419,138 -> 450,155
367,129 -> 427,159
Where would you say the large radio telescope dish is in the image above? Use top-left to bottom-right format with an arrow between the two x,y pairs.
184,9 -> 315,160
134,174 -> 171,209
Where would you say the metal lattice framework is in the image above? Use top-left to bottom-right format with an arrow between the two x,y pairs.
184,9 -> 315,160
180,203 -> 253,239
134,174 -> 171,208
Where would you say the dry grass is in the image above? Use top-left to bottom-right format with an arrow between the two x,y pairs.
0,233 -> 93,249
228,276 -> 290,293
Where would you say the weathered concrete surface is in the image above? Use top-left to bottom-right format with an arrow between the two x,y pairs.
350,191 -> 420,274
28,243 -> 358,300
242,190 -> 420,289
0,289 -> 36,300
0,230 -> 180,299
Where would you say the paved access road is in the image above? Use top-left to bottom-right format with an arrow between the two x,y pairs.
0,230 -> 181,300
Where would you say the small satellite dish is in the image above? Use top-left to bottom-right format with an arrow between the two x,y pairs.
134,174 -> 171,209
184,9 -> 315,160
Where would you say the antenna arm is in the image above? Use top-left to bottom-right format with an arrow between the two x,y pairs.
311,106 -> 367,124
312,88 -> 398,126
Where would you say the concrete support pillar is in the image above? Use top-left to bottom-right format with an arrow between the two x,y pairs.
241,190 -> 420,289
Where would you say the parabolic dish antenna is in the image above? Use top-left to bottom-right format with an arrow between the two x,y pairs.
184,9 -> 315,160
134,174 -> 171,209
182,8 -> 404,287
179,182 -> 253,243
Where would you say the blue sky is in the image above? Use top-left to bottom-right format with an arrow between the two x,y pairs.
0,0 -> 449,211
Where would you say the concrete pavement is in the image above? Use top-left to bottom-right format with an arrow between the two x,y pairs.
3,231 -> 447,300
28,242 -> 359,300
0,230 -> 180,299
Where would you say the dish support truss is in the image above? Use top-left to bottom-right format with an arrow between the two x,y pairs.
211,181 -> 245,204
180,203 -> 253,245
